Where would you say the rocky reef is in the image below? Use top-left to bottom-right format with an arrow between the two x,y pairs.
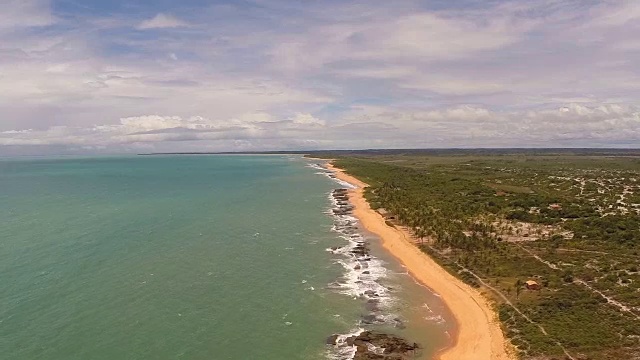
326,188 -> 420,359
326,331 -> 420,359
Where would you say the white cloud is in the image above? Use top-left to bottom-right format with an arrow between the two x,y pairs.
0,0 -> 55,30
267,5 -> 534,75
2,129 -> 33,134
1,1 -> 640,154
1,104 -> 638,151
588,0 -> 640,27
137,13 -> 188,30
290,113 -> 325,126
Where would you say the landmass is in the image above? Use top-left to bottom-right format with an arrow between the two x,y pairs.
310,149 -> 640,360
327,163 -> 515,360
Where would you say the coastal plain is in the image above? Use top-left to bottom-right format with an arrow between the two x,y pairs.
327,163 -> 515,360
311,149 -> 640,360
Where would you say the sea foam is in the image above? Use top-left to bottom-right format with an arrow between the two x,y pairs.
317,165 -> 403,359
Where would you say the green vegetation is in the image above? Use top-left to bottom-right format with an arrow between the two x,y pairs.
317,151 -> 640,360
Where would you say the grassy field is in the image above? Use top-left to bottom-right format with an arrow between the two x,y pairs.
309,150 -> 640,360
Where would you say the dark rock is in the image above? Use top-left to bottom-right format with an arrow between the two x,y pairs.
345,336 -> 356,346
365,299 -> 380,311
361,314 -> 380,324
351,248 -> 367,257
364,290 -> 378,297
333,208 -> 350,215
326,334 -> 339,345
344,331 -> 420,360
351,249 -> 366,255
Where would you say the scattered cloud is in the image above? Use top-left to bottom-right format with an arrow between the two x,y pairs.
289,113 -> 325,126
137,13 -> 188,30
0,0 -> 56,30
0,0 -> 639,154
2,104 -> 638,152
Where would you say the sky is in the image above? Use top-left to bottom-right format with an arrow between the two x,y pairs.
0,0 -> 639,155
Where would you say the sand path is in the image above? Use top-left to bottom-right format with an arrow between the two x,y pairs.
327,163 -> 516,360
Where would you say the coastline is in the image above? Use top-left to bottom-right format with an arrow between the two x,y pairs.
322,173 -> 423,359
326,162 -> 516,360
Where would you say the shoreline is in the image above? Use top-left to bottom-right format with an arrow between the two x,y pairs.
323,179 -> 424,359
326,162 -> 516,360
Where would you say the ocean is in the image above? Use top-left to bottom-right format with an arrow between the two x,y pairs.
0,155 -> 452,359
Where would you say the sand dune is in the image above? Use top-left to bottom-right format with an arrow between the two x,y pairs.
327,163 -> 516,360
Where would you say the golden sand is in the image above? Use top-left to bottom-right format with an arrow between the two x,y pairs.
327,163 -> 516,360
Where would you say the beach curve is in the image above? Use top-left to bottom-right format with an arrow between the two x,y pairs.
326,162 -> 516,360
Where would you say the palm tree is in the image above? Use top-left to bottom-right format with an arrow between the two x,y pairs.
514,279 -> 523,300
416,227 -> 427,246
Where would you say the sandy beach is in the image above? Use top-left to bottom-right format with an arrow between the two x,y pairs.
326,162 -> 516,360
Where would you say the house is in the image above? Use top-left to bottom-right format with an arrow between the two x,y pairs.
548,203 -> 562,210
525,280 -> 541,290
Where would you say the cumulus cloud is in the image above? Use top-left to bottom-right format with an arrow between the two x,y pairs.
289,113 -> 325,126
355,104 -> 640,147
0,112 -> 328,147
137,13 -> 188,29
1,104 -> 638,152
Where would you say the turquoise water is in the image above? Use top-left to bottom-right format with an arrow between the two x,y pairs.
0,155 -> 450,359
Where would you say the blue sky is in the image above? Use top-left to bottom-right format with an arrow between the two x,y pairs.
1,0 -> 639,154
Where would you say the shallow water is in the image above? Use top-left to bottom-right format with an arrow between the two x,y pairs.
0,155 -> 451,359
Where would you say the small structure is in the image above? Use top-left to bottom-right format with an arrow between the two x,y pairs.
377,208 -> 389,217
525,280 -> 541,290
376,208 -> 395,220
548,203 -> 562,210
